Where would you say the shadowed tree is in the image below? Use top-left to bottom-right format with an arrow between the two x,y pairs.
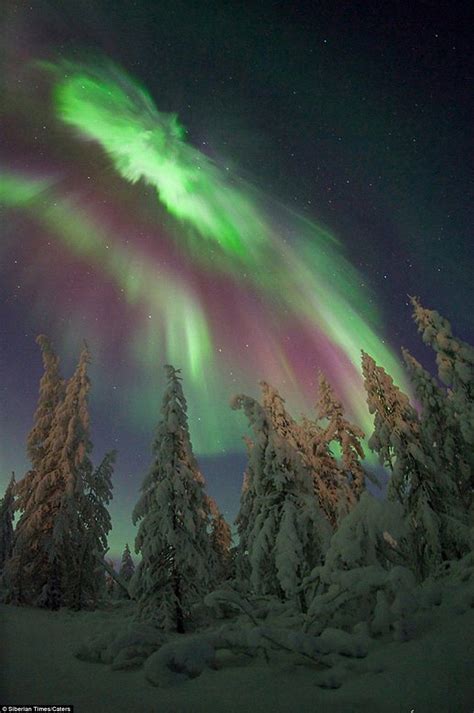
79,449 -> 115,606
410,297 -> 474,509
119,543 -> 135,583
5,344 -> 94,609
316,372 -> 366,499
260,379 -> 357,528
232,393 -> 330,608
209,502 -> 232,582
0,473 -> 15,574
27,335 -> 65,471
362,351 -> 471,580
132,365 -> 213,632
6,336 -> 64,603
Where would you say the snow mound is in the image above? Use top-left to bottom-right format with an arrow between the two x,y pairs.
75,620 -> 165,669
144,636 -> 217,687
318,627 -> 368,658
314,664 -> 346,689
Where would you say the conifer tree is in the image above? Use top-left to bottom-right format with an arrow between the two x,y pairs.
410,297 -> 474,443
132,365 -> 213,632
361,351 -> 418,478
79,450 -> 115,605
4,336 -> 61,604
43,344 -> 95,609
7,336 -> 64,601
361,351 -> 471,579
5,344 -> 93,608
119,543 -> 135,582
210,510 -> 233,582
27,335 -> 64,471
402,348 -> 471,513
316,372 -> 366,499
260,381 -> 333,526
298,413 -> 346,528
234,436 -> 256,584
232,394 -> 329,606
410,297 -> 474,503
260,381 -> 299,445
105,558 -> 116,597
0,473 -> 15,574
260,379 -> 356,528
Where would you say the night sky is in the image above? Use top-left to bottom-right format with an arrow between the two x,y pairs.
1,1 -> 472,558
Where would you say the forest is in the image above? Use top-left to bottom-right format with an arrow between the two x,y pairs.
1,296 -> 473,708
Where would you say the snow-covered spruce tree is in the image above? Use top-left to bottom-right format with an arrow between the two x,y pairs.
361,352 -> 471,580
6,336 -> 64,602
231,394 -> 330,608
410,297 -> 474,505
27,334 -> 65,471
119,543 -> 135,583
5,344 -> 93,609
361,351 -> 418,477
305,492 -> 415,639
402,348 -> 472,516
210,509 -> 233,583
316,372 -> 366,499
42,343 -> 96,610
260,380 -> 300,446
79,450 -> 115,605
105,558 -> 116,597
297,413 -> 347,529
260,380 -> 342,530
234,436 -> 256,585
0,473 -> 15,574
132,365 -> 213,632
410,296 -> 474,444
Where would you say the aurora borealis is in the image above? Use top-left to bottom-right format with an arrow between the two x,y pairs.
1,58 -> 409,446
1,1 -> 472,557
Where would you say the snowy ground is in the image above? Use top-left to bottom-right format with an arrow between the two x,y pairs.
1,602 -> 473,713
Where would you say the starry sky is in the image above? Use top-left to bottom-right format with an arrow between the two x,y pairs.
0,0 -> 472,558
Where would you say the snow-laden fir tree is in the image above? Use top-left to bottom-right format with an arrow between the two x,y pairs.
79,450 -> 115,605
305,491 -> 414,638
234,436 -> 256,584
402,348 -> 472,515
316,372 -> 366,499
361,351 -> 471,580
0,473 -> 15,574
260,381 -> 300,446
5,343 -> 94,608
42,343 -> 95,609
48,344 -> 98,609
260,379 -> 356,529
361,351 -> 418,476
132,365 -> 213,632
260,380 -> 338,520
231,393 -> 330,608
119,543 -> 135,583
410,298 -> 474,505
210,506 -> 233,583
298,413 -> 346,528
27,334 -> 65,471
6,336 -> 64,601
4,336 -> 62,603
410,296 -> 474,443
105,558 -> 116,597
260,380 -> 338,526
